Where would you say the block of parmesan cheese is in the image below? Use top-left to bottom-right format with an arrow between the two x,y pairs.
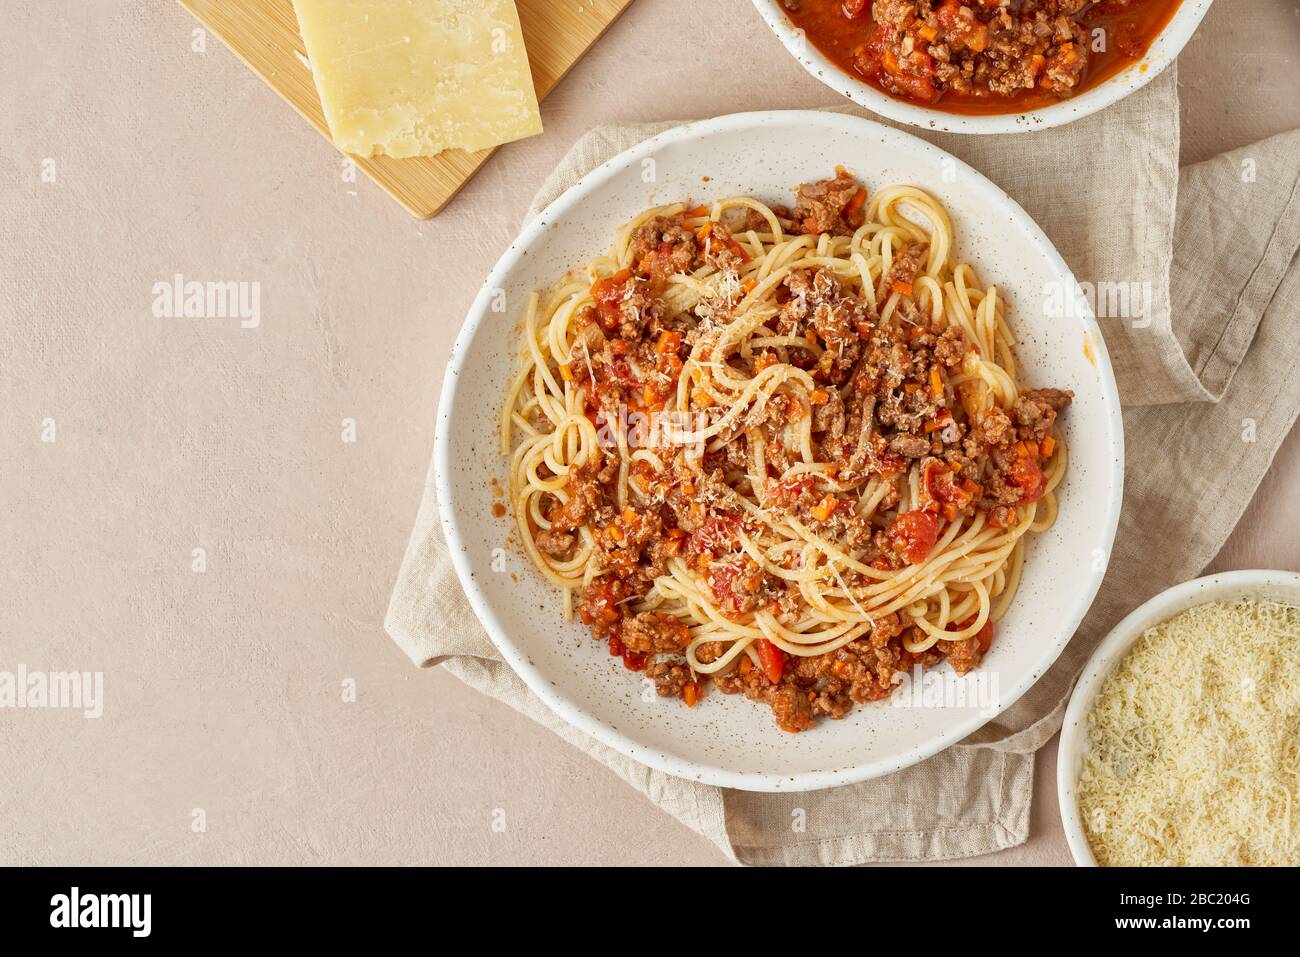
291,0 -> 543,158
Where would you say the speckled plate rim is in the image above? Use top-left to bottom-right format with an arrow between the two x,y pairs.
436,109 -> 1125,792
1057,568 -> 1300,866
750,0 -> 1214,135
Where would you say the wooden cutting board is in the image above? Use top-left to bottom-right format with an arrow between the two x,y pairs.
178,0 -> 635,218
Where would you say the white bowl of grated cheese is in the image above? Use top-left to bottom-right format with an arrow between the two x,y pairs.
1058,569 -> 1300,867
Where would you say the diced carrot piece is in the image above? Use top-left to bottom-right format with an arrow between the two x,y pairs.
810,495 -> 838,521
683,680 -> 701,707
656,330 -> 682,355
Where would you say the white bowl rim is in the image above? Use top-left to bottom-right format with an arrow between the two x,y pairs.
1056,568 -> 1300,866
436,108 -> 1126,791
750,0 -> 1215,135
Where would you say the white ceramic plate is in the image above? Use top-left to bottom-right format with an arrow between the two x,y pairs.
437,110 -> 1124,791
1058,569 -> 1300,866
751,0 -> 1214,135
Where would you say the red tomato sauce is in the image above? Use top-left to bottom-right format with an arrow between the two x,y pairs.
781,0 -> 1185,116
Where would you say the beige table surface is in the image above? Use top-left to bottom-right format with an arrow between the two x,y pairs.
1,0 -> 1297,866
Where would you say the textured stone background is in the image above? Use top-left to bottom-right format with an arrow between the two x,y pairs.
1,0 -> 1297,865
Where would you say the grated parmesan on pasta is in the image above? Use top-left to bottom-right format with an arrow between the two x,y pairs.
1078,598 -> 1300,866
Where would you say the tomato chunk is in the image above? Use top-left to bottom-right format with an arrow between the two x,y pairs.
754,638 -> 785,684
1007,441 -> 1047,503
887,509 -> 941,564
590,270 -> 631,332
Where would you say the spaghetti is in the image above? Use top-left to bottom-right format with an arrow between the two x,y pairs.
501,169 -> 1070,731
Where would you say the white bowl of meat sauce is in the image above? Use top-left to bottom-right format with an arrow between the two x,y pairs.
438,110 -> 1123,791
754,0 -> 1214,134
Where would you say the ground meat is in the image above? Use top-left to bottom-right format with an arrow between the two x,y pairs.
700,221 -> 748,272
876,381 -> 935,433
768,685 -> 816,733
811,388 -> 845,438
549,457 -> 609,532
707,560 -> 783,618
980,476 -> 1023,509
776,267 -> 869,383
616,279 -> 665,341
975,406 -> 1014,450
852,0 -> 1107,102
629,215 -> 697,279
872,612 -> 905,644
620,611 -> 689,654
645,659 -> 691,697
932,325 -> 967,367
792,626 -> 905,714
711,661 -> 765,698
889,432 -> 931,459
534,528 -> 576,561
936,635 -> 982,674
1021,387 -> 1073,412
791,170 -> 864,236
641,536 -> 676,579
810,288 -> 861,351
707,616 -> 921,731
575,576 -> 632,640
737,206 -> 779,233
694,641 -> 728,665
1013,387 -> 1073,441
777,267 -> 830,333
887,241 -> 926,291
591,505 -> 664,580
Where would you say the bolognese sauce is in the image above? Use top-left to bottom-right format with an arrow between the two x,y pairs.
504,171 -> 1072,733
781,0 -> 1184,114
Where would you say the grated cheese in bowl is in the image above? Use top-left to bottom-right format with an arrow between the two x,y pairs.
1078,598 -> 1300,866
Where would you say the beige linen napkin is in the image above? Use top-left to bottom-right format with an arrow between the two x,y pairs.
388,67 -> 1300,864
